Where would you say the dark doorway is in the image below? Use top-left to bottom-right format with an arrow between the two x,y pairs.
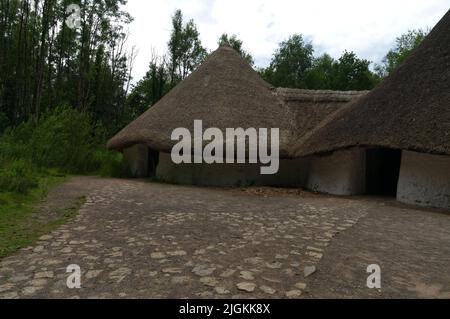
148,148 -> 159,177
366,148 -> 402,196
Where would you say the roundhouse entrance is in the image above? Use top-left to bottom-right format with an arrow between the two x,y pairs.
366,148 -> 402,196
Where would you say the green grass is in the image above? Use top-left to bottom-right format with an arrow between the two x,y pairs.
0,172 -> 83,259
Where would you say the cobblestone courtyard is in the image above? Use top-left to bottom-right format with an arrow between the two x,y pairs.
0,177 -> 449,299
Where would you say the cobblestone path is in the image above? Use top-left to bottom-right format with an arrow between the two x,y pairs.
0,177 -> 448,299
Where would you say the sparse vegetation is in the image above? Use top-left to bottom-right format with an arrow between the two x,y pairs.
0,172 -> 86,259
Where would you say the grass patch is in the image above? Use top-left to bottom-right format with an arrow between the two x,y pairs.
0,173 -> 84,260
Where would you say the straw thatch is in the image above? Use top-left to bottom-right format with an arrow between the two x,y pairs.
107,45 -> 293,157
293,9 -> 450,157
277,89 -> 368,140
107,46 -> 367,158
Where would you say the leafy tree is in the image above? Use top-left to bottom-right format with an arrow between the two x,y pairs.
126,53 -> 169,119
218,33 -> 254,65
0,0 -> 134,134
168,9 -> 207,86
261,34 -> 314,88
305,54 -> 335,90
331,51 -> 379,91
261,36 -> 378,91
376,29 -> 429,76
126,8 -> 209,120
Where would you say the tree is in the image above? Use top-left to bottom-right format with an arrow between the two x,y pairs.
376,29 -> 429,76
261,34 -> 314,88
330,51 -> 379,91
262,46 -> 379,91
305,54 -> 335,90
0,0 -> 135,135
168,9 -> 207,86
126,52 -> 169,119
218,33 -> 254,65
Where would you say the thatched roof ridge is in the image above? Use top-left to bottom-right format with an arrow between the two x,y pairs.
293,9 -> 450,157
276,88 -> 368,103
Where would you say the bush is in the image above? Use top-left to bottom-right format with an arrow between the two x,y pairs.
94,150 -> 126,178
29,107 -> 98,173
0,120 -> 35,162
0,106 -> 118,175
0,160 -> 38,193
0,106 -> 125,195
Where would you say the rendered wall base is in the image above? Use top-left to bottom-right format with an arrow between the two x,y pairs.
397,151 -> 450,209
123,144 -> 149,178
156,152 -> 310,187
306,148 -> 366,196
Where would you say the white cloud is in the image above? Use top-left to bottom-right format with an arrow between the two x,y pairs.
125,0 -> 449,82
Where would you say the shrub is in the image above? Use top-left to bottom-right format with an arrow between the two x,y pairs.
29,107 -> 97,173
94,150 -> 126,178
0,106 -> 125,194
0,120 -> 35,161
0,160 -> 38,194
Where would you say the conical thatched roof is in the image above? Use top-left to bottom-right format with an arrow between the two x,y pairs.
107,45 -> 294,157
293,9 -> 450,157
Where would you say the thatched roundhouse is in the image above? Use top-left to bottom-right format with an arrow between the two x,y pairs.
293,10 -> 450,209
108,10 -> 449,209
108,45 -> 366,187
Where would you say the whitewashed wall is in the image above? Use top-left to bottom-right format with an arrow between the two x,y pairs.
306,148 -> 366,196
397,151 -> 450,209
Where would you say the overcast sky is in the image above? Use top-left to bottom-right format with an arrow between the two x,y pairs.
125,0 -> 449,82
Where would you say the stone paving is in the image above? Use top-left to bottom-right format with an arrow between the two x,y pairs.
306,197 -> 450,298
0,177 -> 448,299
0,177 -> 370,299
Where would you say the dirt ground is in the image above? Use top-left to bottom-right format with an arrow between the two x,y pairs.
0,176 -> 449,299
